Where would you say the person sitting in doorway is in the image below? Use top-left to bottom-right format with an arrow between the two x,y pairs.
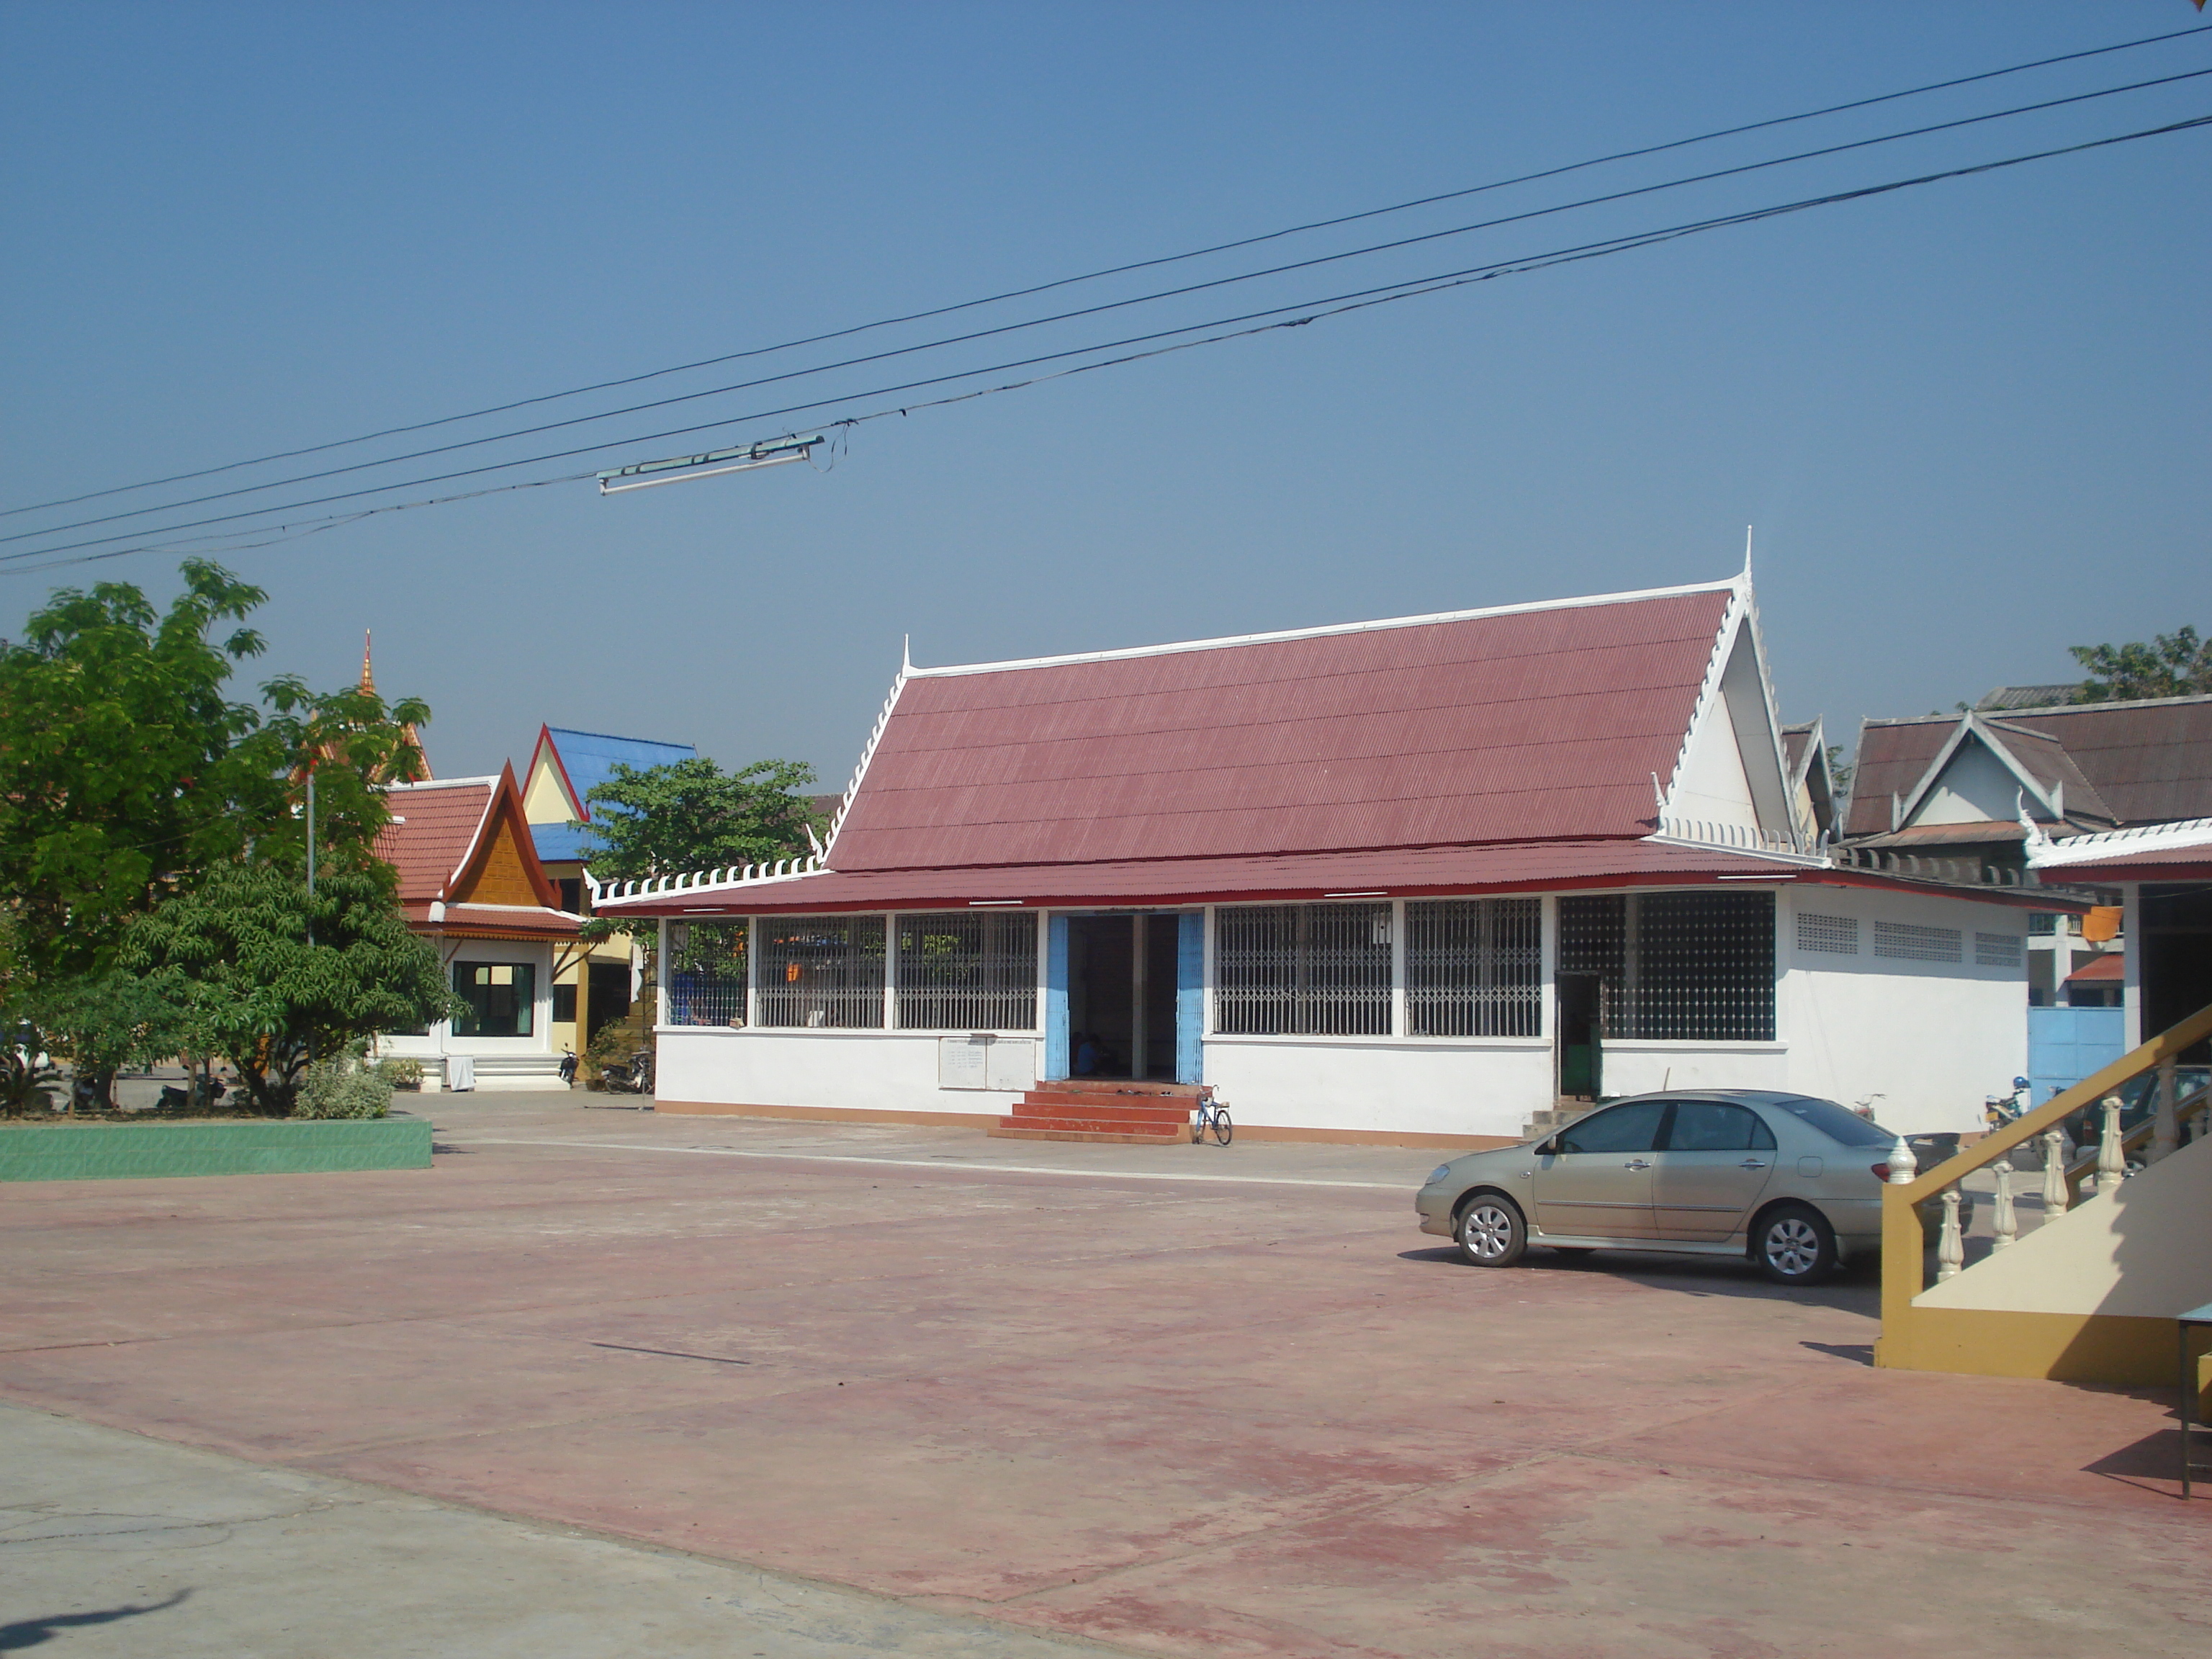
1073,1033 -> 1102,1076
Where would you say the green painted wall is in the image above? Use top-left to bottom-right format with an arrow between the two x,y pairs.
0,1118 -> 433,1182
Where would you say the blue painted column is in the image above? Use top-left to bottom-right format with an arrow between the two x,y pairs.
1175,912 -> 1205,1084
1045,914 -> 1070,1080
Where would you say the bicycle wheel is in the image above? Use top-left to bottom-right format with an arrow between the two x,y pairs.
1212,1106 -> 1232,1146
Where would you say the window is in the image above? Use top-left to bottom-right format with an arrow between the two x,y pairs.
1557,891 -> 1776,1042
1663,1101 -> 1776,1152
2028,912 -> 2058,936
756,916 -> 885,1028
1796,912 -> 1858,956
556,878 -> 584,915
1769,1094 -> 1892,1147
896,912 -> 1037,1030
552,983 -> 577,1023
1974,932 -> 2024,968
1215,903 -> 1392,1035
1406,898 -> 1540,1036
668,922 -> 749,1028
453,961 -> 536,1037
1556,1099 -> 1668,1154
1873,920 -> 1962,963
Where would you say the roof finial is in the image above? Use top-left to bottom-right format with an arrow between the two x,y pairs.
902,633 -> 912,675
360,630 -> 377,695
1743,525 -> 1754,580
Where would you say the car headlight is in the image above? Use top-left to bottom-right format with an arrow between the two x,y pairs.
1425,1164 -> 1454,1185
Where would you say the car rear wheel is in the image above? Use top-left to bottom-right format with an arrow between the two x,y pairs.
1455,1193 -> 1527,1268
1753,1202 -> 1838,1286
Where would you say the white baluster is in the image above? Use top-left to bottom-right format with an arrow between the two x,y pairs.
1936,1189 -> 1964,1281
1991,1163 -> 2016,1251
1885,1134 -> 1917,1185
2042,1128 -> 2070,1215
2095,1094 -> 2126,1196
2150,1059 -> 2178,1165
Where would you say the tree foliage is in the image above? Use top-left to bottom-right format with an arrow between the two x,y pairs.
121,863 -> 455,1115
2069,626 -> 2212,703
576,757 -> 822,955
0,561 -> 430,979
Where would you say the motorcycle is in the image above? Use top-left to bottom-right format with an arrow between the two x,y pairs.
598,1048 -> 655,1097
158,1075 -> 229,1112
1982,1075 -> 2033,1133
557,1048 -> 578,1087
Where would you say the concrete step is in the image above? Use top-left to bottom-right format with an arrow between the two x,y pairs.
994,1112 -> 1188,1137
988,1125 -> 1186,1144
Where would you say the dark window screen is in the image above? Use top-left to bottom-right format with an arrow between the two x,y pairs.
1557,891 -> 1775,1042
1771,1095 -> 1893,1147
1557,1099 -> 1668,1154
453,961 -> 535,1037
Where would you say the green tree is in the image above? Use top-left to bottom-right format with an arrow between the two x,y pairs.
2069,626 -> 2212,703
575,757 -> 824,1010
24,971 -> 186,1111
0,561 -> 431,979
122,863 -> 455,1115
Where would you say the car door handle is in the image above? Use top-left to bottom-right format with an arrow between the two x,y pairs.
1623,1159 -> 1652,1171
1737,1160 -> 1769,1169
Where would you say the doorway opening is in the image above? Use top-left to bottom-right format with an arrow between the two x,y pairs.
1066,913 -> 1182,1081
1556,971 -> 1604,1101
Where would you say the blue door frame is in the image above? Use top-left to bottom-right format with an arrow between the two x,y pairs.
1041,912 -> 1204,1083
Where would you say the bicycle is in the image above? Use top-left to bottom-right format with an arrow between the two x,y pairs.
1191,1086 -> 1232,1146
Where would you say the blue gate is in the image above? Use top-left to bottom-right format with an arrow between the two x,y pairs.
2026,1005 -> 2125,1106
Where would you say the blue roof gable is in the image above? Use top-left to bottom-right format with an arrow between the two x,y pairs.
546,727 -> 696,819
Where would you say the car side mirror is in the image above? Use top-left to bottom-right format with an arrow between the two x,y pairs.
1536,1138 -> 1558,1157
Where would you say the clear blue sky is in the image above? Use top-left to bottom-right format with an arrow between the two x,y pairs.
4,2 -> 2206,790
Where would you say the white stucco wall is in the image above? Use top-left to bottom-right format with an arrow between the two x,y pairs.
1914,1131 -> 2212,1318
656,1027 -> 1025,1122
1780,885 -> 2028,1135
1201,1037 -> 1553,1139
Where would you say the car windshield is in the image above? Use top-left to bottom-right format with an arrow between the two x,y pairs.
1768,1095 -> 1892,1147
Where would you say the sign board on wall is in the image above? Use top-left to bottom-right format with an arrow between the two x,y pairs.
938,1035 -> 1035,1092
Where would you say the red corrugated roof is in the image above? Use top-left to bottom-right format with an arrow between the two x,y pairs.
830,586 -> 1735,872
2066,954 -> 2125,983
375,780 -> 493,902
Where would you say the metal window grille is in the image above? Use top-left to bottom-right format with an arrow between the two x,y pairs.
1796,912 -> 1859,956
1872,920 -> 1962,963
895,912 -> 1038,1030
1558,891 -> 1775,1041
1406,898 -> 1540,1036
756,914 -> 887,1028
1215,903 -> 1392,1035
1974,931 -> 2025,968
2028,912 -> 2058,936
667,921 -> 750,1027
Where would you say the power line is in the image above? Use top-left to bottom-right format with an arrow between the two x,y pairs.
10,109 -> 2206,579
12,61 -> 2209,554
5,18 -> 2207,523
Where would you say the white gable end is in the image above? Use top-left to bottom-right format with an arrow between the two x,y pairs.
1673,674 -> 1759,830
1912,736 -> 2039,827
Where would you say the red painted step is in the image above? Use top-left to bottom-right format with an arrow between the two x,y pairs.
989,1081 -> 1204,1143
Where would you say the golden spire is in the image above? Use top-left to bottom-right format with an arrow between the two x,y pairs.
360,630 -> 377,696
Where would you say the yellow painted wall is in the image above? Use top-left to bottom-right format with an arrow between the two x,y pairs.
523,754 -> 578,826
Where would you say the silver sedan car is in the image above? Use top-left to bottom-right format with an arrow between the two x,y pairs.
1415,1090 -> 1937,1286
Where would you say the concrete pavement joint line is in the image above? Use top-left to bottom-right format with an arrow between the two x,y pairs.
453,1136 -> 1408,1190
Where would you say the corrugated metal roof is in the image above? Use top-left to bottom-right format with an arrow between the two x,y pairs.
830,588 -> 1735,872
1979,720 -> 2115,824
376,780 -> 493,902
1850,697 -> 2212,836
613,837 -> 1807,915
1996,697 -> 2212,824
531,822 -> 595,864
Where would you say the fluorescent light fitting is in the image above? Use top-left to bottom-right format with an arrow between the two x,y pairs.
1324,890 -> 1389,898
598,431 -> 825,495
968,899 -> 1025,907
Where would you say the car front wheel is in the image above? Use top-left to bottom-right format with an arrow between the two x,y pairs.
1753,1202 -> 1838,1286
1455,1193 -> 1527,1268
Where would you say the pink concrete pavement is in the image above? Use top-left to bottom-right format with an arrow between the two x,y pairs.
4,1098 -> 2206,1658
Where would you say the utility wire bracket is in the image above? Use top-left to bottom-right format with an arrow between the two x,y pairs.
597,433 -> 824,495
